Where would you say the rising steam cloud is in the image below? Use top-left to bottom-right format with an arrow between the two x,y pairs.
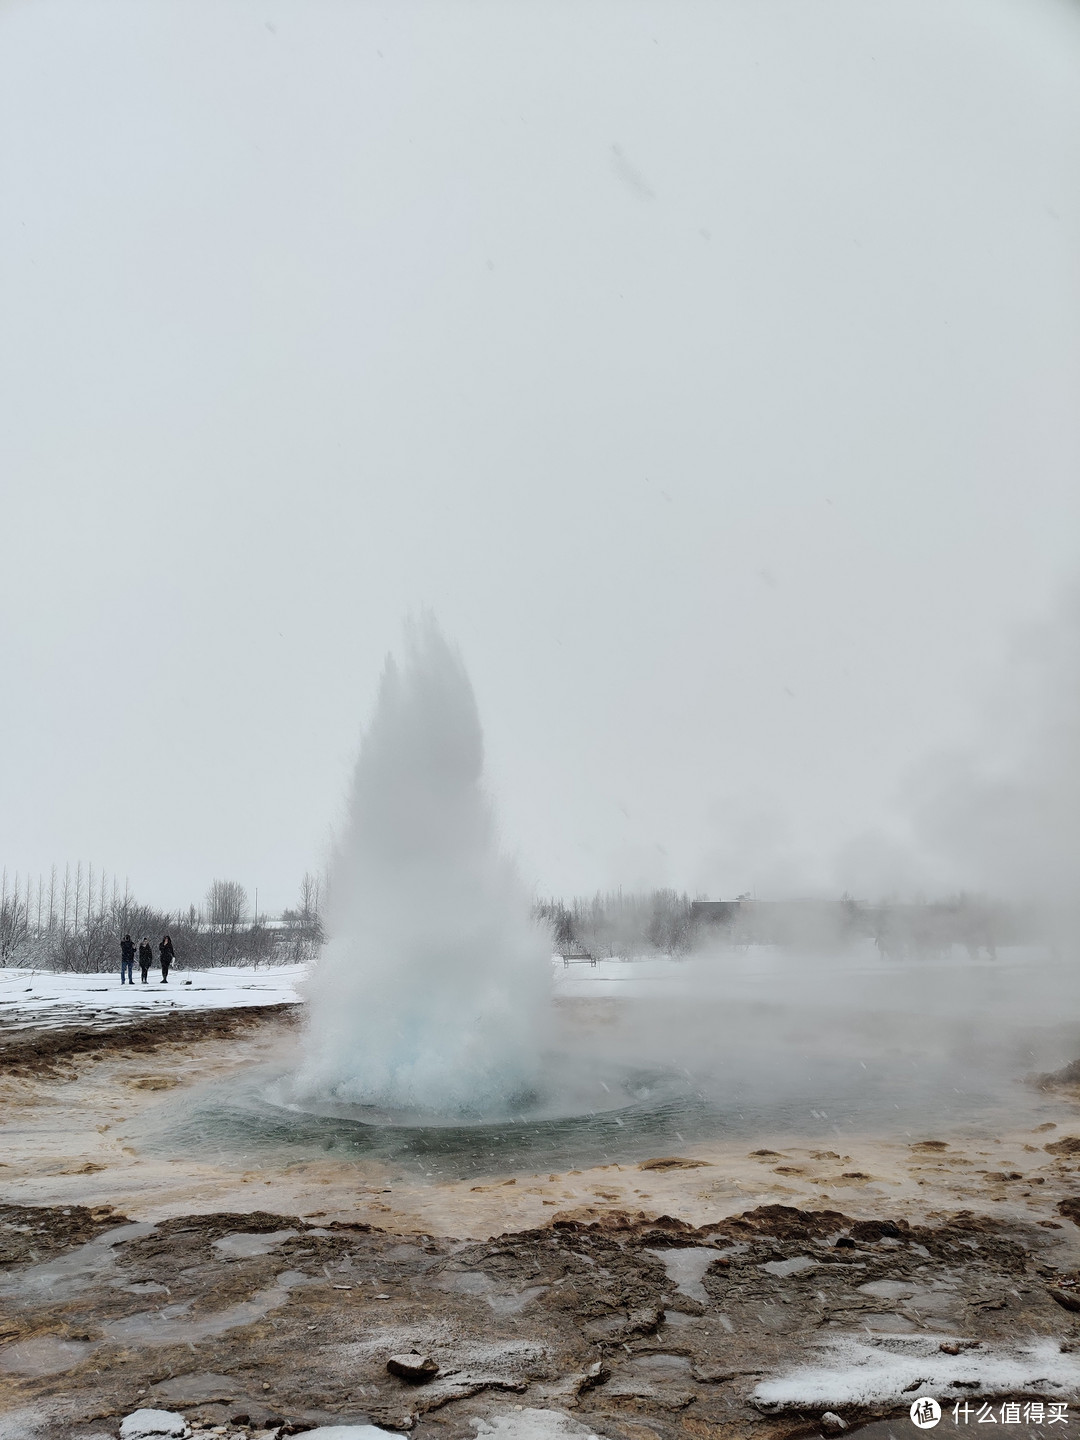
835,587 -> 1080,942
295,615 -> 551,1116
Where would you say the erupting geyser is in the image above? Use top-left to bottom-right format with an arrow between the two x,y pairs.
295,615 -> 552,1117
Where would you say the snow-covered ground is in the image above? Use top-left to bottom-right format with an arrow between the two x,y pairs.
550,942 -> 1064,1001
1,944 -> 1068,1030
0,963 -> 307,1029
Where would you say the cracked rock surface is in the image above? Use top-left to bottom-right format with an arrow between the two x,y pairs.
3,1200 -> 1080,1439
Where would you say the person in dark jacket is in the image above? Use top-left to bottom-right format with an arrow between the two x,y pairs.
138,937 -> 153,983
159,934 -> 175,982
120,934 -> 135,985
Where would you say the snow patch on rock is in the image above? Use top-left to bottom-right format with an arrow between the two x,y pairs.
753,1336 -> 1080,1410
118,1411 -> 190,1439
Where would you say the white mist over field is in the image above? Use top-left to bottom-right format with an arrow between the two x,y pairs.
295,616 -> 551,1116
835,588 -> 1080,941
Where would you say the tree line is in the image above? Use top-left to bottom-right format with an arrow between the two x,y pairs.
534,888 -> 1029,960
534,888 -> 696,958
0,865 -> 325,972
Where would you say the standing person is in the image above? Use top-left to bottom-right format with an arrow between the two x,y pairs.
159,933 -> 175,983
120,934 -> 135,985
138,937 -> 153,984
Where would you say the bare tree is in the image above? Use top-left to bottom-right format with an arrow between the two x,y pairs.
205,879 -> 248,964
0,870 -> 31,963
281,871 -> 325,963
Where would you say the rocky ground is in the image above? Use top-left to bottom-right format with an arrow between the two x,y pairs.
3,1006 -> 1080,1440
3,1196 -> 1080,1440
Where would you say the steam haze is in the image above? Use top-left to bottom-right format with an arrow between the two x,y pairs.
1,0 -> 1078,910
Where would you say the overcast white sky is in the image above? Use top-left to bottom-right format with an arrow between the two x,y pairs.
1,0 -> 1078,914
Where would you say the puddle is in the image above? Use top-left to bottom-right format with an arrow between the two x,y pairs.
626,1353 -> 693,1377
760,1256 -> 818,1278
0,1223 -> 156,1302
644,1246 -> 722,1304
0,1337 -> 98,1377
104,1270 -> 315,1346
211,1229 -> 298,1259
436,1269 -> 547,1313
148,1372 -> 243,1406
607,1355 -> 694,1400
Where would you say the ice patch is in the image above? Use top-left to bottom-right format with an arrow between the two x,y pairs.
212,1228 -> 298,1258
753,1336 -> 1080,1409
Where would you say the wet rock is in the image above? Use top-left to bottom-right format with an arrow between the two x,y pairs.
630,1303 -> 664,1333
386,1352 -> 439,1382
691,1363 -> 758,1384
637,1157 -> 711,1171
576,1358 -> 608,1392
821,1412 -> 848,1432
582,1303 -> 664,1342
849,1220 -> 906,1242
1034,1059 -> 1080,1089
370,1373 -> 528,1429
1049,1282 -> 1080,1313
718,1205 -> 850,1241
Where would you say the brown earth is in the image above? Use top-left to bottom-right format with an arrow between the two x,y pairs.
4,1006 -> 1080,1440
2,1198 -> 1080,1440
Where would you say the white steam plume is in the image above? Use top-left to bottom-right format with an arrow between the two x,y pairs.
295,614 -> 551,1116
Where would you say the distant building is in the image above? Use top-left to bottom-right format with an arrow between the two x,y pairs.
689,900 -> 740,927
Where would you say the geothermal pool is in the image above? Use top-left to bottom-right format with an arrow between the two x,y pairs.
128,943 -> 1080,1183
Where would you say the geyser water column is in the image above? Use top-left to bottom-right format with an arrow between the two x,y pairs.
295,615 -> 552,1118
